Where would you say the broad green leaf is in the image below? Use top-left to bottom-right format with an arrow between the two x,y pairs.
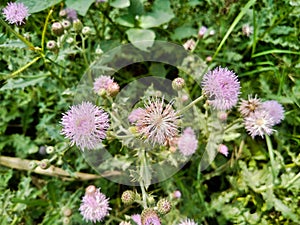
171,26 -> 197,40
110,0 -> 130,8
115,14 -> 135,27
65,0 -> 95,16
17,0 -> 62,14
126,28 -> 155,51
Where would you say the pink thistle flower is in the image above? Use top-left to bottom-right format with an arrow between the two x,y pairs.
183,39 -> 196,51
244,110 -> 275,138
141,208 -> 161,225
136,98 -> 180,145
198,26 -> 207,37
218,144 -> 229,157
128,108 -> 145,124
178,218 -> 198,225
61,102 -> 109,150
172,190 -> 182,199
2,2 -> 30,25
261,100 -> 284,125
178,127 -> 198,156
93,75 -> 114,94
132,214 -> 142,225
202,67 -> 240,110
79,185 -> 111,223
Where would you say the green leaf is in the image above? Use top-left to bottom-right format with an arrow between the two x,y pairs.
65,0 -> 95,16
126,28 -> 155,51
110,0 -> 130,8
47,181 -> 58,207
139,0 -> 174,28
1,74 -> 47,91
115,14 -> 135,27
171,26 -> 197,40
17,0 -> 62,14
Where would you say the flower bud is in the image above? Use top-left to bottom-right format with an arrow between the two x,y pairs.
205,56 -> 212,62
62,217 -> 70,224
121,190 -> 136,205
39,159 -> 50,169
59,9 -> 67,17
198,26 -> 207,38
157,198 -> 171,215
73,19 -> 83,33
172,190 -> 181,199
46,40 -> 58,52
51,22 -> 64,36
29,161 -> 37,170
141,208 -> 160,225
172,77 -> 185,91
46,146 -> 55,154
85,185 -> 97,195
218,111 -> 228,121
63,208 -> 72,217
61,20 -> 71,30
107,82 -> 120,97
218,144 -> 229,157
82,26 -> 91,35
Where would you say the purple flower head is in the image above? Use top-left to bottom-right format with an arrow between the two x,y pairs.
2,2 -> 30,25
172,190 -> 182,199
218,144 -> 229,157
61,102 -> 109,150
202,67 -> 240,110
131,214 -> 142,225
198,26 -> 207,37
141,209 -> 161,225
136,98 -> 180,145
65,8 -> 78,21
178,127 -> 198,156
239,95 -> 262,117
178,218 -> 198,225
79,185 -> 111,223
93,75 -> 114,94
128,108 -> 145,124
261,100 -> 284,125
244,110 -> 275,138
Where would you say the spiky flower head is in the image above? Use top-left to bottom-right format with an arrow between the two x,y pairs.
178,218 -> 198,225
202,67 -> 240,110
178,127 -> 198,156
121,190 -> 136,205
261,100 -> 284,125
131,214 -> 142,225
157,198 -> 171,215
141,208 -> 161,225
93,75 -> 114,95
135,98 -> 180,145
61,102 -> 109,150
79,185 -> 111,223
2,2 -> 29,25
239,95 -> 262,117
218,144 -> 229,157
244,110 -> 275,138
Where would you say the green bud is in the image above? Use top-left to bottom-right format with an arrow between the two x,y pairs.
73,19 -> 83,33
61,20 -> 71,30
172,77 -> 185,91
46,146 -> 55,154
82,26 -> 91,35
46,40 -> 58,52
51,22 -> 64,36
121,190 -> 136,205
39,159 -> 50,170
157,198 -> 171,215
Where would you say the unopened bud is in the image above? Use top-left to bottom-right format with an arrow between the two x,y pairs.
107,82 -> 120,97
172,190 -> 181,199
63,208 -> 72,217
157,198 -> 171,215
62,217 -> 70,224
218,144 -> 229,157
205,56 -> 212,62
39,159 -> 50,169
218,111 -> 228,121
46,40 -> 58,52
46,146 -> 55,154
61,20 -> 71,30
29,161 -> 37,170
59,9 -> 67,17
85,185 -> 97,195
198,26 -> 207,38
73,19 -> 83,33
82,26 -> 91,35
172,77 -> 185,91
121,190 -> 136,205
51,22 -> 64,36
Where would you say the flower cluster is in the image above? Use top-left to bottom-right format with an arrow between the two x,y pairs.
2,2 -> 30,25
93,75 -> 120,97
239,96 -> 284,138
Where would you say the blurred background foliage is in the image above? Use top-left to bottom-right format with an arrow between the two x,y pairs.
0,0 -> 299,224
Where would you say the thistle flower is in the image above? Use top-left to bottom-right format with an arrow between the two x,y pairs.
131,214 -> 142,225
172,77 -> 185,91
128,108 -> 145,124
183,39 -> 196,51
157,198 -> 171,215
202,67 -> 240,110
61,102 -> 109,150
218,144 -> 229,157
93,75 -> 114,95
2,2 -> 29,25
136,98 -> 179,145
261,100 -> 284,125
121,190 -> 136,205
244,110 -> 275,138
79,185 -> 111,223
172,190 -> 181,199
178,218 -> 198,225
239,95 -> 262,117
65,8 -> 78,21
141,208 -> 161,225
198,26 -> 207,38
178,127 -> 198,156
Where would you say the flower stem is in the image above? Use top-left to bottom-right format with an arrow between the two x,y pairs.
41,9 -> 53,53
265,134 -> 276,182
177,95 -> 204,115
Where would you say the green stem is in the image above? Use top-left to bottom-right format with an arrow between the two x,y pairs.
212,0 -> 256,60
41,9 -> 53,53
177,95 -> 204,115
265,135 -> 276,182
80,34 -> 89,66
285,172 -> 300,189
